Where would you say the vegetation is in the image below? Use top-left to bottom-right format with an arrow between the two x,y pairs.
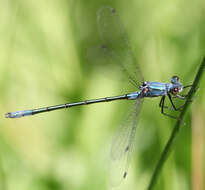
1,0 -> 205,190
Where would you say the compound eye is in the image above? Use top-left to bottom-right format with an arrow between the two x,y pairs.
174,76 -> 179,80
171,76 -> 179,84
142,81 -> 147,86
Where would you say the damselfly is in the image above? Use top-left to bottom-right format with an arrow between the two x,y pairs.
5,6 -> 191,184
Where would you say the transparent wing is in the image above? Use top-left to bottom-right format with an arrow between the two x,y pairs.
97,6 -> 144,85
87,45 -> 139,88
110,98 -> 143,186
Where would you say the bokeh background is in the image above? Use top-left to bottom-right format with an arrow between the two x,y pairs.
1,0 -> 205,190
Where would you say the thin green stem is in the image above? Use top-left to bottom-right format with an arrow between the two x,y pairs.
147,57 -> 205,190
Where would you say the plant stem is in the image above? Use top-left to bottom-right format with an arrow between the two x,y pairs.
147,57 -> 205,190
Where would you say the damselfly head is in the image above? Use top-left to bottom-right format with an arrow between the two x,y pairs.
170,76 -> 183,95
171,76 -> 179,84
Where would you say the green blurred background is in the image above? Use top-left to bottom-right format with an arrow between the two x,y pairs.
1,0 -> 205,190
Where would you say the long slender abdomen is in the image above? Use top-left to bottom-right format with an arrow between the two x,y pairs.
5,94 -> 129,118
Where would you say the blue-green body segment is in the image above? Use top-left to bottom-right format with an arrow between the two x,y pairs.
127,81 -> 183,99
5,110 -> 33,118
144,82 -> 168,97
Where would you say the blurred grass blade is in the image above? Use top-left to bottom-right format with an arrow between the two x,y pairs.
147,57 -> 205,190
